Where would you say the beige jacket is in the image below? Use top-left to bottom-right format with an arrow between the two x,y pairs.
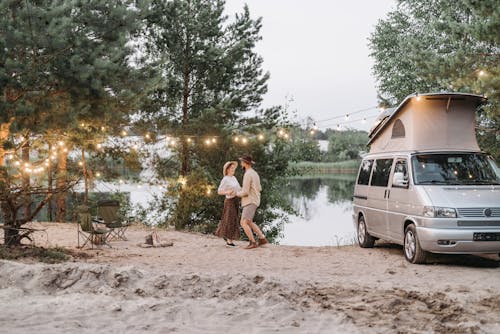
237,167 -> 261,207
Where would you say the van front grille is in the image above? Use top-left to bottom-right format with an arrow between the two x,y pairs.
457,221 -> 500,227
457,208 -> 500,218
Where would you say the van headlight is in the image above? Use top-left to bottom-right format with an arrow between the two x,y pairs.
423,206 -> 457,218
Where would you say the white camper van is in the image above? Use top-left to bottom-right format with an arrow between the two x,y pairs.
352,92 -> 500,264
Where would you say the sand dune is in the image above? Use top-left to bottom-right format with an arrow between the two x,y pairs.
0,222 -> 499,333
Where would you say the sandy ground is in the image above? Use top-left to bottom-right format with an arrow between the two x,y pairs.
1,222 -> 499,334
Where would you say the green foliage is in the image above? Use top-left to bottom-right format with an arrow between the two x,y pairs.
369,0 -> 500,159
324,130 -> 368,162
0,246 -> 69,263
138,0 -> 294,239
0,0 -> 149,133
290,160 -> 360,174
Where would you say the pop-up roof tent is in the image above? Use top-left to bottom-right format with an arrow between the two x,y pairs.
367,93 -> 487,154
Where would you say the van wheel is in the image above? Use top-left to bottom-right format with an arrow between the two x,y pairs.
404,224 -> 427,264
357,216 -> 375,248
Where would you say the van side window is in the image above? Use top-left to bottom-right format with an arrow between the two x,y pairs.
371,159 -> 393,187
392,159 -> 408,187
357,160 -> 373,185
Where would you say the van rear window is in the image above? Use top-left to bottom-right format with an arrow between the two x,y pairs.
371,159 -> 394,187
357,160 -> 373,185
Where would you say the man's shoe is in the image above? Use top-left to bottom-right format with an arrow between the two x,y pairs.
244,241 -> 258,249
258,238 -> 268,246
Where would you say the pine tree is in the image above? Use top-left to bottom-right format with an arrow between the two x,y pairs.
142,0 -> 291,233
369,0 -> 499,158
0,0 -> 151,242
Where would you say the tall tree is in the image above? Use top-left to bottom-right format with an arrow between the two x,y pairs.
141,0 -> 293,234
0,0 -> 150,240
369,0 -> 499,158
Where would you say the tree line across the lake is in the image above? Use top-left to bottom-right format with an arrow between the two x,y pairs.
1,0 -> 498,245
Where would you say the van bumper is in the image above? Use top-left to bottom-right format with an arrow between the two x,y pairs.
416,226 -> 500,254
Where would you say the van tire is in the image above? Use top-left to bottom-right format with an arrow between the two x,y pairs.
404,224 -> 427,264
357,216 -> 375,248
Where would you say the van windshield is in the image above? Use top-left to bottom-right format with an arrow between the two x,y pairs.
411,153 -> 500,185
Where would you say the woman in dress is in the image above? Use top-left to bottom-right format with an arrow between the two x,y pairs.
215,161 -> 242,246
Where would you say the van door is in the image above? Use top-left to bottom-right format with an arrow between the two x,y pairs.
387,158 -> 410,242
366,158 -> 393,237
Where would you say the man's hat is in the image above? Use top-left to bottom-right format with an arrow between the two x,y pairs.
238,154 -> 255,165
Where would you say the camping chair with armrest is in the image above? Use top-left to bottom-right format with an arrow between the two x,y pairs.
94,200 -> 132,241
77,205 -> 111,249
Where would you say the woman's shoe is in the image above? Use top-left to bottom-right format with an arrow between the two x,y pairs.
226,242 -> 236,247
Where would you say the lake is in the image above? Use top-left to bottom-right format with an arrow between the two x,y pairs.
68,174 -> 358,247
278,174 -> 357,246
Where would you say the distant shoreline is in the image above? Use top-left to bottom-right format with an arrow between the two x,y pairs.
289,160 -> 360,175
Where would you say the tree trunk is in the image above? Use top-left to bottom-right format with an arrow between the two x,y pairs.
47,143 -> 53,221
0,122 -> 11,167
56,148 -> 68,222
181,68 -> 190,176
81,148 -> 88,206
22,140 -> 31,219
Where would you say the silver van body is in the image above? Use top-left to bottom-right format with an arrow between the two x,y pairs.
352,150 -> 500,263
352,92 -> 500,263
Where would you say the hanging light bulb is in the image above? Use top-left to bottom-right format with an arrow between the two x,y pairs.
258,134 -> 264,141
242,137 -> 248,144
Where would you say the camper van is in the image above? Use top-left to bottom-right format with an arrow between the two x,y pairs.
352,92 -> 500,264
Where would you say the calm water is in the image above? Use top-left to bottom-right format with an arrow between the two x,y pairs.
278,174 -> 357,246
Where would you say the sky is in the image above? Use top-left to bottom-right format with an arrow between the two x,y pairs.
224,0 -> 396,131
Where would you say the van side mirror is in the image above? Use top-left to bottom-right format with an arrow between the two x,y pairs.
393,172 -> 408,188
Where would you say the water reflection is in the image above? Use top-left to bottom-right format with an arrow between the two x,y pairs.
279,174 -> 357,246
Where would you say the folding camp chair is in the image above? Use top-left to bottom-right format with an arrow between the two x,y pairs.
94,200 -> 131,241
77,205 -> 111,249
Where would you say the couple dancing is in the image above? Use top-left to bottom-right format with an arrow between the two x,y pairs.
215,154 -> 268,249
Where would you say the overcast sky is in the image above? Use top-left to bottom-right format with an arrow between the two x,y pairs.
224,0 -> 395,131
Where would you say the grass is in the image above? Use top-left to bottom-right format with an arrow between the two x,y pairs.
0,245 -> 72,263
289,160 -> 360,174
